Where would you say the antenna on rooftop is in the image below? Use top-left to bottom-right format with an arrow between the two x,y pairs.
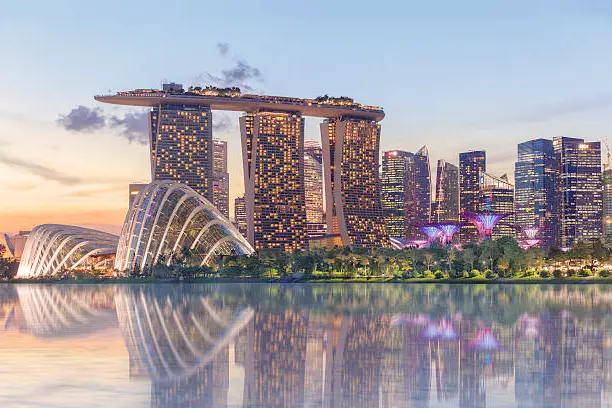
604,139 -> 611,170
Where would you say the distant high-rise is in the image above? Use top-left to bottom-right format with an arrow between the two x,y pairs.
514,139 -> 557,246
213,139 -> 230,218
604,165 -> 612,240
554,137 -> 603,247
149,101 -> 213,200
304,140 -> 324,225
240,112 -> 307,251
459,151 -> 486,242
478,172 -> 514,239
381,150 -> 414,239
434,160 -> 459,222
413,146 -> 432,231
321,118 -> 389,248
234,195 -> 247,236
128,183 -> 148,209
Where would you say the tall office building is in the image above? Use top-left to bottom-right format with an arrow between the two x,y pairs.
234,195 -> 247,236
459,150 -> 486,243
604,164 -> 612,240
240,112 -> 307,252
321,118 -> 389,248
434,160 -> 459,222
514,139 -> 557,246
304,140 -> 324,224
128,183 -> 148,209
554,137 -> 603,247
381,150 -> 414,239
213,139 -> 230,218
413,146 -> 432,228
478,172 -> 515,239
149,102 -> 213,200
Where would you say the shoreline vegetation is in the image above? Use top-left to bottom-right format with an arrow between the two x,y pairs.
4,236 -> 612,284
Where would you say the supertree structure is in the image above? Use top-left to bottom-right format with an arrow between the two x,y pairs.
419,225 -> 442,245
433,222 -> 462,246
518,226 -> 542,249
461,212 -> 511,241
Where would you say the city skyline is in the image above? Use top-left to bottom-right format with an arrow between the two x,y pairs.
2,1 -> 612,234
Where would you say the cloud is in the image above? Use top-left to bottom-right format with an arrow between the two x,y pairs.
56,107 -> 149,145
56,106 -> 106,132
109,111 -> 149,145
217,42 -> 229,57
194,42 -> 264,92
0,152 -> 83,185
213,113 -> 234,132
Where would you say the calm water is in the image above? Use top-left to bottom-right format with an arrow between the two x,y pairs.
1,284 -> 611,408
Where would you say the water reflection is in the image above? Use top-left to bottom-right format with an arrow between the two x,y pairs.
1,283 -> 612,407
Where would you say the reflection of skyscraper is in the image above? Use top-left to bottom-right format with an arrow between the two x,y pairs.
435,160 -> 460,222
514,139 -> 557,246
243,311 -> 308,408
554,137 -> 603,247
240,112 -> 307,251
460,151 -> 486,243
234,195 -> 247,236
304,140 -> 325,227
381,150 -> 414,238
213,139 -> 230,218
478,172 -> 515,239
321,118 -> 389,247
149,101 -> 213,200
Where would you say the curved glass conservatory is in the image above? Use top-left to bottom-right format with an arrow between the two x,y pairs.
16,225 -> 119,278
115,180 -> 253,274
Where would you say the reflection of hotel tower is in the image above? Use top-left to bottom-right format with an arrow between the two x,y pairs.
514,312 -> 604,408
242,311 -> 309,408
321,118 -> 389,247
240,112 -> 308,251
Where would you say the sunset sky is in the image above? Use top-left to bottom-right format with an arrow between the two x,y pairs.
2,0 -> 612,234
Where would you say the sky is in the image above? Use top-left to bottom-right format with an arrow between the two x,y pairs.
1,0 -> 612,234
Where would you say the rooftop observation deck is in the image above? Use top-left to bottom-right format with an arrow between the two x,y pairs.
94,87 -> 385,121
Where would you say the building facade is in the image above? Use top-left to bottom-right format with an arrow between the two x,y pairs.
304,140 -> 325,225
381,150 -> 414,239
459,151 -> 486,243
434,159 -> 459,222
234,195 -> 248,236
554,137 -> 603,247
240,112 -> 307,252
514,139 -> 557,246
604,165 -> 612,240
478,172 -> 515,239
213,139 -> 230,218
321,117 -> 389,248
413,146 -> 432,232
149,104 -> 213,200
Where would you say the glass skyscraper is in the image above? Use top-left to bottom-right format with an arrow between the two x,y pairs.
434,160 -> 459,222
413,146 -> 432,230
234,195 -> 247,236
304,140 -> 324,225
459,151 -> 486,243
603,165 -> 612,240
478,172 -> 514,239
149,104 -> 213,200
213,139 -> 230,218
514,139 -> 557,246
240,112 -> 307,252
554,137 -> 603,247
381,150 -> 414,239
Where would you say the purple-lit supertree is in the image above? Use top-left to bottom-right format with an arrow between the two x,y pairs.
461,212 -> 511,241
518,226 -> 542,249
419,225 -> 442,246
406,239 -> 429,249
434,222 -> 462,246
